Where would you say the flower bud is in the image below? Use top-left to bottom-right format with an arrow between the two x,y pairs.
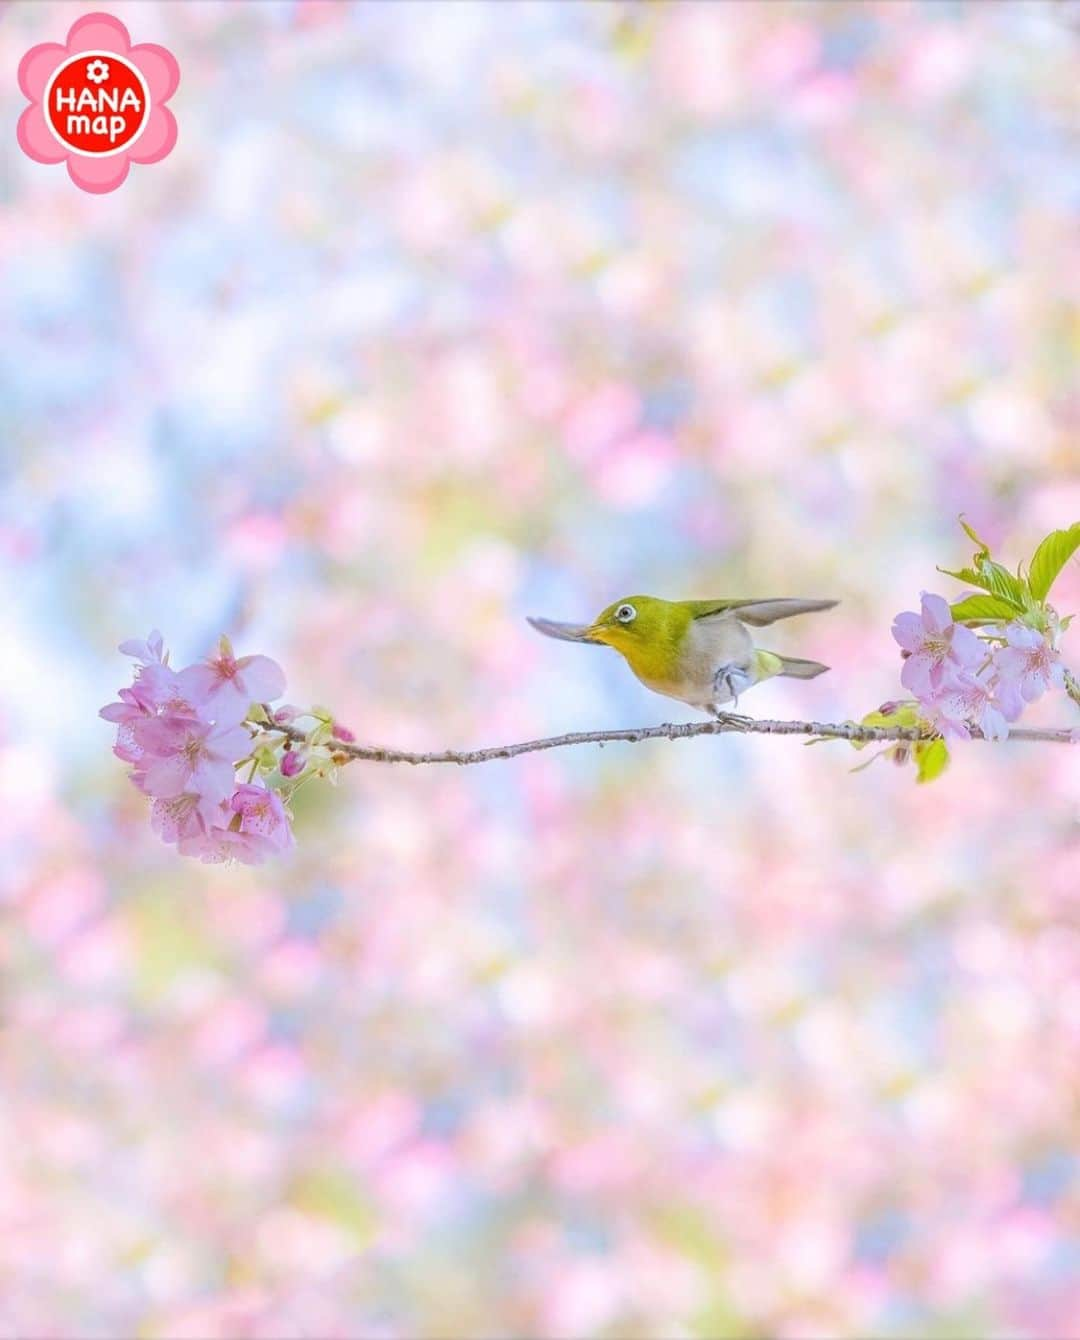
281,748 -> 306,778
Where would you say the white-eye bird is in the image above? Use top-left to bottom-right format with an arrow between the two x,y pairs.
528,594 -> 838,715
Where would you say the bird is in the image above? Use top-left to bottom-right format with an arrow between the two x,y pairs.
528,595 -> 838,716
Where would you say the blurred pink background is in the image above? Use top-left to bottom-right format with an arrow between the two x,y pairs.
3,2 -> 1080,1335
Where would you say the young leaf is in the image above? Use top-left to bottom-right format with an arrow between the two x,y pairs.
958,516 -> 991,557
914,737 -> 949,784
950,593 -> 1019,624
850,748 -> 891,773
975,558 -> 1025,608
938,564 -> 990,591
940,558 -> 1024,607
1027,522 -> 1080,602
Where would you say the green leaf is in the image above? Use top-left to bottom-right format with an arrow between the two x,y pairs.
942,518 -> 1024,607
949,594 -> 1018,624
861,705 -> 920,729
958,516 -> 991,556
939,561 -> 1024,607
938,564 -> 990,591
915,737 -> 950,784
1028,522 -> 1080,602
975,558 -> 1025,607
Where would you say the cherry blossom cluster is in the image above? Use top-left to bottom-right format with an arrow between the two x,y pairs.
892,593 -> 1064,742
100,631 -> 308,864
869,520 -> 1078,780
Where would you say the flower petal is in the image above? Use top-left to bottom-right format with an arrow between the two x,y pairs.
67,12 -> 132,54
191,758 -> 239,808
204,678 -> 252,726
128,106 -> 177,165
129,42 -> 180,102
937,716 -> 972,741
891,612 -> 923,652
920,592 -> 952,634
208,724 -> 254,762
180,828 -> 273,865
995,681 -> 1025,721
237,655 -> 287,703
141,752 -> 192,799
119,636 -> 150,660
67,154 -> 130,195
949,622 -> 984,667
1019,669 -> 1045,703
17,104 -> 65,164
175,664 -> 217,704
979,706 -> 1009,742
900,653 -> 935,697
18,42 -> 67,100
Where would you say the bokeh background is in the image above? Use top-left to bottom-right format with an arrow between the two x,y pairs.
3,1 -> 1080,1335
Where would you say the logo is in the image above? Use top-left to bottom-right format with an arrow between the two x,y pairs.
17,12 -> 179,193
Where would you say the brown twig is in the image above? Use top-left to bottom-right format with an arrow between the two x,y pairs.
258,711 -> 1078,768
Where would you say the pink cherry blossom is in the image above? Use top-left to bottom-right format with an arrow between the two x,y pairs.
134,717 -> 251,823
101,632 -> 203,766
119,629 -> 166,665
922,665 -> 1015,742
178,824 -> 276,866
228,784 -> 294,854
994,622 -> 1065,704
176,785 -> 293,865
101,631 -> 298,862
176,638 -> 287,726
892,592 -> 984,697
111,629 -> 200,717
17,12 -> 179,195
99,684 -> 157,763
150,792 -> 205,845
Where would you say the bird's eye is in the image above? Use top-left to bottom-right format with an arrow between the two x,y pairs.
615,604 -> 636,624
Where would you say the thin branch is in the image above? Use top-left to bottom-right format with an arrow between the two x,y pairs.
260,712 -> 1078,768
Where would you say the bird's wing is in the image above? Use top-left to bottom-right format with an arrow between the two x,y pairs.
685,598 -> 838,627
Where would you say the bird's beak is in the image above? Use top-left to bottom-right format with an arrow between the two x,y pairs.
527,616 -> 602,644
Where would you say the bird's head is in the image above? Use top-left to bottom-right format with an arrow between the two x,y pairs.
528,595 -> 686,664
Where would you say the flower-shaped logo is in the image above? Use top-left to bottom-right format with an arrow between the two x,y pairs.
17,12 -> 179,194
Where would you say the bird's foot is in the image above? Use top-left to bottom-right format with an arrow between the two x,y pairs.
712,662 -> 753,711
707,706 -> 754,729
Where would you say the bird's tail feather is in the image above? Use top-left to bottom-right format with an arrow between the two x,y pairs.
775,654 -> 830,680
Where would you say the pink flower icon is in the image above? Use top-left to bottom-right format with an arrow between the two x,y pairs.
17,11 -> 179,194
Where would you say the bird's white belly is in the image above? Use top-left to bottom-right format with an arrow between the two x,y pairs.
635,616 -> 755,709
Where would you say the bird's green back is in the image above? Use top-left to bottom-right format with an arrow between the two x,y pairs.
679,598 -> 752,620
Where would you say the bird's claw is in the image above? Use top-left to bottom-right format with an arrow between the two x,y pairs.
707,706 -> 754,728
712,663 -> 752,713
